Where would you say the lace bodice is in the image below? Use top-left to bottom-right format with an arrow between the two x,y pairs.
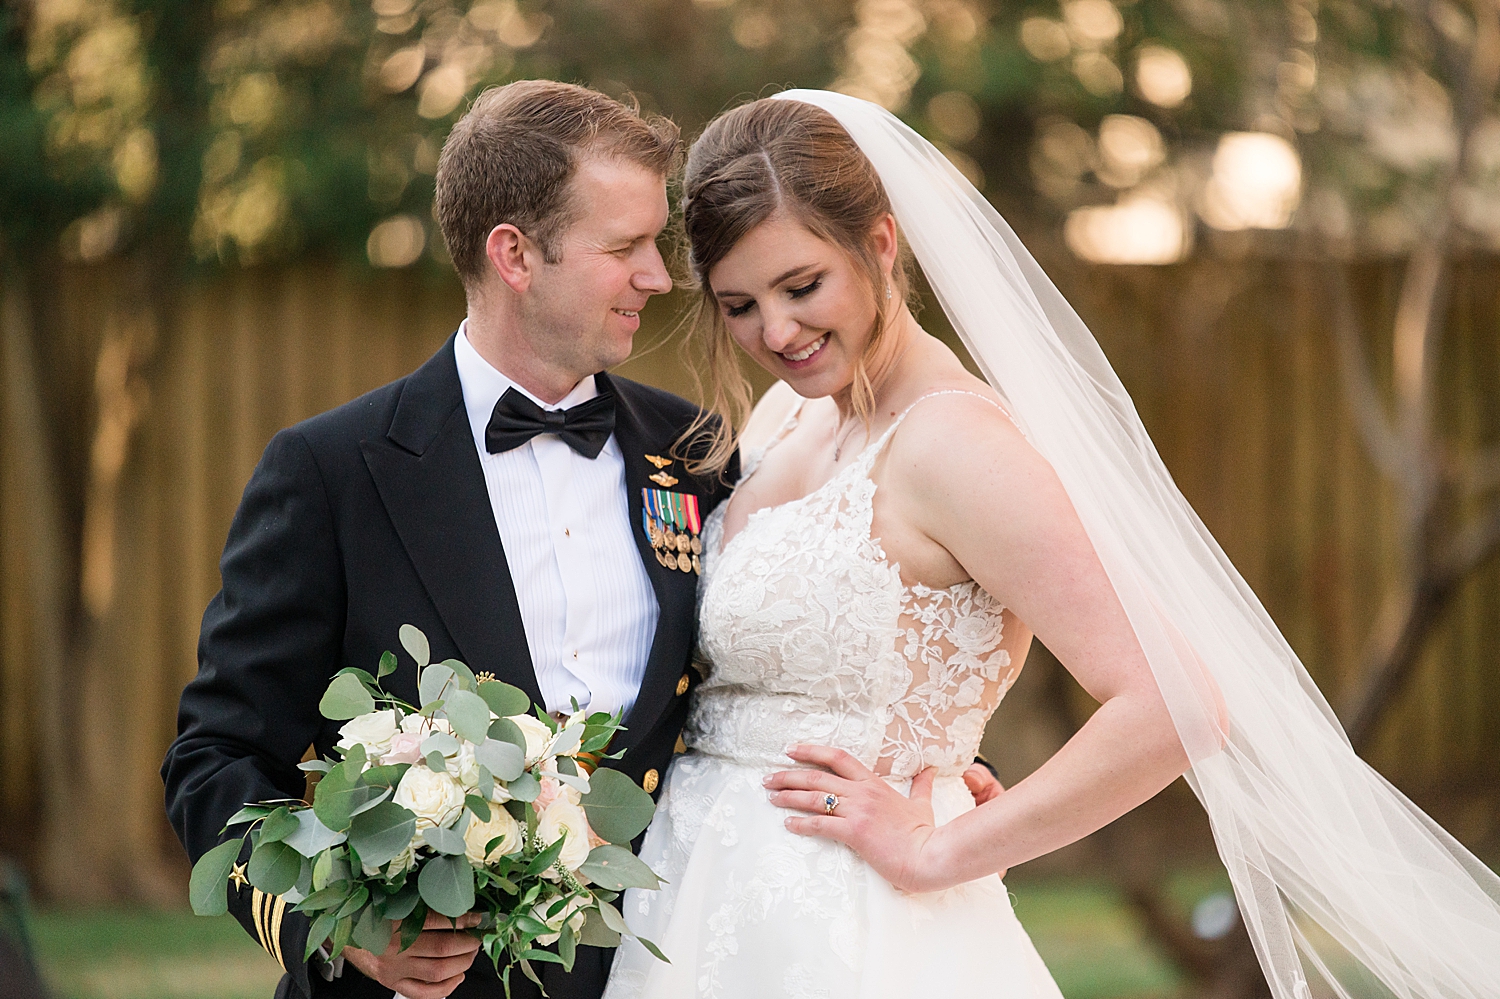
686,392 -> 1024,779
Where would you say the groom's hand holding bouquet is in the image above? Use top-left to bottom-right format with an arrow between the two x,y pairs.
189,625 -> 666,998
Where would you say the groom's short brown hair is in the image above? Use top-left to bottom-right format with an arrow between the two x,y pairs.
435,80 -> 680,284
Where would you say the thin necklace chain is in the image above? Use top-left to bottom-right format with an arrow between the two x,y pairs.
833,331 -> 914,462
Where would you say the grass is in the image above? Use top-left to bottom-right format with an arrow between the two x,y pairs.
30,910 -> 283,999
25,876 -> 1215,999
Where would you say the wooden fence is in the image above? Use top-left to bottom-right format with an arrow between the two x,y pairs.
0,256 -> 1495,900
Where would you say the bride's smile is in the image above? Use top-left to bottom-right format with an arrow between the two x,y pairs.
707,214 -> 899,401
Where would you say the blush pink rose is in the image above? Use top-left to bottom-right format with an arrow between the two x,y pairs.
381,731 -> 424,765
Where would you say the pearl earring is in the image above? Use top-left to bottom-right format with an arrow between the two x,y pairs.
885,283 -> 892,300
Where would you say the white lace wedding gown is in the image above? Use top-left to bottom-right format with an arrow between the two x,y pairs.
604,393 -> 1065,999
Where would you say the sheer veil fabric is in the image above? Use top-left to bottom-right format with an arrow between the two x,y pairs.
772,89 -> 1500,999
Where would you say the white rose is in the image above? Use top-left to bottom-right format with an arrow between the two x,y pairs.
450,741 -> 482,789
393,765 -> 464,831
535,794 -> 592,873
400,714 -> 452,737
337,709 -> 399,758
464,805 -> 522,864
508,714 -> 554,766
530,895 -> 588,946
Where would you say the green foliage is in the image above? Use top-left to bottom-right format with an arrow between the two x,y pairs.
580,769 -> 657,845
479,681 -> 531,719
347,801 -> 418,869
247,840 -> 301,896
579,845 -> 661,891
188,839 -> 241,917
418,853 -> 475,917
320,673 -> 375,720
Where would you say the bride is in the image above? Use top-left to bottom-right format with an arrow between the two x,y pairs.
604,91 -> 1500,999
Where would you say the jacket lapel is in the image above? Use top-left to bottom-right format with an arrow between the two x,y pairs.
601,373 -> 701,752
360,335 -> 545,709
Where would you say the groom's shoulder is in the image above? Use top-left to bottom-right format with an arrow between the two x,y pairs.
271,339 -> 458,465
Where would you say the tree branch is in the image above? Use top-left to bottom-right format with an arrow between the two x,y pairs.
1330,267 -> 1407,480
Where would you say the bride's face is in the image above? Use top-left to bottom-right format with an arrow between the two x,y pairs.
707,214 -> 895,399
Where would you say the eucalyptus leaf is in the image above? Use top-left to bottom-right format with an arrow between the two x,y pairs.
487,716 -> 527,752
248,840 -> 302,895
465,795 -> 492,822
578,844 -> 661,891
223,805 -> 273,828
352,904 -> 393,954
580,768 -> 656,845
348,801 -> 417,869
297,759 -> 332,774
595,899 -> 629,936
281,808 -> 348,858
422,825 -> 467,856
477,766 -> 494,800
348,786 -> 392,819
319,673 -> 375,720
312,761 -> 379,833
378,650 -> 398,678
417,853 -> 474,918
477,680 -> 531,718
419,663 -> 456,709
333,667 -> 378,688
420,732 -> 460,757
258,807 -> 298,845
554,768 -> 590,794
473,739 -> 524,782
379,879 -> 421,922
399,624 -> 431,670
547,724 -> 584,759
445,688 -> 492,744
425,750 -> 448,774
188,839 -> 242,916
578,907 -> 621,948
507,770 -> 540,802
361,763 -> 409,789
441,658 -> 477,690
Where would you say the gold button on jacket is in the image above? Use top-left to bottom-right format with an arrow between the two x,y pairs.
642,768 -> 659,793
675,673 -> 690,696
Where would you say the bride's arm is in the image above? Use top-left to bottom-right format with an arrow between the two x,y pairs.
766,396 -> 1190,893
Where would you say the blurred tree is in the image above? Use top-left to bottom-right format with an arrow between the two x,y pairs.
1,8 -> 1493,974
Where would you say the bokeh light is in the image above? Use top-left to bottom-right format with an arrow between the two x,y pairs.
1135,44 -> 1192,107
1199,132 -> 1302,230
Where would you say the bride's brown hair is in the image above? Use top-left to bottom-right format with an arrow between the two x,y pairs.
675,96 -> 912,478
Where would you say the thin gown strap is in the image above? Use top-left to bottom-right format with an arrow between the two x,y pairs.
853,389 -> 1024,472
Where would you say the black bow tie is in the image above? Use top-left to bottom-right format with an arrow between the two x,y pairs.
485,386 -> 616,459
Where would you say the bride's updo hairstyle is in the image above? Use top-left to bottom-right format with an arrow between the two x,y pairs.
677,96 -> 912,476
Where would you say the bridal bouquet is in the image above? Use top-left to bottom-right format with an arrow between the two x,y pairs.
190,625 -> 667,992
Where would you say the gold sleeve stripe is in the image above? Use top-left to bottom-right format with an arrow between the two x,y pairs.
250,888 -> 268,952
267,894 -> 287,971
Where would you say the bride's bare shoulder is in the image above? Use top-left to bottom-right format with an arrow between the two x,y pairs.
739,380 -> 804,454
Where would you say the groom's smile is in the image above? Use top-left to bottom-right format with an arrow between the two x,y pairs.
525,156 -> 672,386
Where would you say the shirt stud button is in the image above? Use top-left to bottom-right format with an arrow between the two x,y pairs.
642,769 -> 659,793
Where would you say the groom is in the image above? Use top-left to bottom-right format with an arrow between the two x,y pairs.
163,81 -> 733,999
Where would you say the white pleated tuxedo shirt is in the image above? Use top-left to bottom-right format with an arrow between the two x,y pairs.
453,323 -> 659,718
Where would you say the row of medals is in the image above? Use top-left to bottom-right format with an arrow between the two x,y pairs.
650,519 -> 703,575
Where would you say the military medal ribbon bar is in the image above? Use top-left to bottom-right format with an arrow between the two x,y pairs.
642,488 -> 703,574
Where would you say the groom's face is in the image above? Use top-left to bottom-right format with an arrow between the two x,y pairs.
520,156 -> 673,376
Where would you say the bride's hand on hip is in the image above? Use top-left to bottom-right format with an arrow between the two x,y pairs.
764,745 -> 953,894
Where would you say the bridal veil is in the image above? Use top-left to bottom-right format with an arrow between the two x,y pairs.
771,88 -> 1500,999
